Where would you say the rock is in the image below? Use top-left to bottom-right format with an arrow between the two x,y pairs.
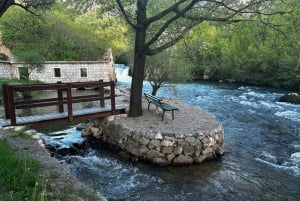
155,132 -> 163,140
194,155 -> 208,164
202,147 -> 215,159
139,145 -> 149,155
173,146 -> 183,155
162,146 -> 173,154
148,139 -> 161,148
161,140 -> 175,146
152,158 -> 170,166
140,137 -> 150,145
91,127 -> 102,138
183,146 -> 195,156
215,145 -> 226,155
25,129 -> 37,136
167,153 -> 176,162
146,150 -> 163,159
81,128 -> 92,137
173,155 -> 193,165
279,93 -> 300,104
14,126 -> 26,132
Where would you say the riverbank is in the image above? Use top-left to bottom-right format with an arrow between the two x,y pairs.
0,128 -> 106,201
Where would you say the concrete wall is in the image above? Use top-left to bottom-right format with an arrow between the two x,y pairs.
0,49 -> 115,83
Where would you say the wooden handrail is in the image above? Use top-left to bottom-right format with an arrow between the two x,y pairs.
1,80 -> 117,126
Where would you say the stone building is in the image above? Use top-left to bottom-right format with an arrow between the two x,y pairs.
0,49 -> 116,83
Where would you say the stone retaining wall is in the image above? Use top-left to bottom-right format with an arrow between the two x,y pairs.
82,103 -> 225,166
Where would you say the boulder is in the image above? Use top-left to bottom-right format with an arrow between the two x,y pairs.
279,93 -> 300,104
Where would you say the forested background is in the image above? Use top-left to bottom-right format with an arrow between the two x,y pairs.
0,0 -> 299,90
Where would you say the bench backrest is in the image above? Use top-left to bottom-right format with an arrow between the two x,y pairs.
144,93 -> 162,102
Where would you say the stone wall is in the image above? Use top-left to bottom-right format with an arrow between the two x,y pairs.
0,49 -> 115,83
0,61 -> 19,79
82,102 -> 226,166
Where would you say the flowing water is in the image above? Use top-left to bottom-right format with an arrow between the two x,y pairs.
39,64 -> 300,201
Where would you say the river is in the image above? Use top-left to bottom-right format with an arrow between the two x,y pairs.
39,64 -> 300,201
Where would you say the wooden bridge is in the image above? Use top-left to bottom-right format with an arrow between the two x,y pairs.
0,81 -> 126,127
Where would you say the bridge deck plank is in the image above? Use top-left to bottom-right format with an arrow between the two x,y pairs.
0,105 -> 125,127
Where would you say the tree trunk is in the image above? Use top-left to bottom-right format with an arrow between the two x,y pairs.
128,0 -> 148,117
151,84 -> 160,96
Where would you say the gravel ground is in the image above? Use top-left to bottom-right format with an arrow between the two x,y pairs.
115,90 -> 222,136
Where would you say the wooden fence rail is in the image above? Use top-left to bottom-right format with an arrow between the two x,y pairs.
1,80 -> 121,126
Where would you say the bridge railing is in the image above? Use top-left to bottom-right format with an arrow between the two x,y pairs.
2,80 -> 116,126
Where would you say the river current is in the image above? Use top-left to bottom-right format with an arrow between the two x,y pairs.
40,65 -> 300,200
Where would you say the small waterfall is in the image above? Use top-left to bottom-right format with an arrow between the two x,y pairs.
115,64 -> 131,85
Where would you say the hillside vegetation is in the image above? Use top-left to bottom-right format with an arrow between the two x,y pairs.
0,0 -> 299,90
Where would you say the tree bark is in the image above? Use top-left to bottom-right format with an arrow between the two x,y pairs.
151,84 -> 160,96
128,0 -> 148,117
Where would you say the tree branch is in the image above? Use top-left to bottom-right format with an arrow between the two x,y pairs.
116,0 -> 138,29
145,0 -> 199,50
147,21 -> 200,56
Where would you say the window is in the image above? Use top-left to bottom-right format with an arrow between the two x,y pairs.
54,68 -> 61,77
80,68 -> 87,77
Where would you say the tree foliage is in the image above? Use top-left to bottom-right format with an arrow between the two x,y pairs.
0,3 -> 129,61
180,0 -> 299,89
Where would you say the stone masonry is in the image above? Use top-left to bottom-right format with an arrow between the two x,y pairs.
82,97 -> 225,166
0,49 -> 115,83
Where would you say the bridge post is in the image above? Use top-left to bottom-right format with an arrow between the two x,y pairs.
57,81 -> 64,113
99,80 -> 105,107
66,83 -> 73,121
110,81 -> 116,114
8,85 -> 16,125
2,84 -> 10,119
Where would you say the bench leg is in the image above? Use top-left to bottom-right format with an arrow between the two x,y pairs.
162,111 -> 165,121
172,110 -> 175,120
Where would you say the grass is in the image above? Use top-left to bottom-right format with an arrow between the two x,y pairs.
0,139 -> 46,201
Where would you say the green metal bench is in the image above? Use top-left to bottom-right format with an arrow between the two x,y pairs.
144,93 -> 178,120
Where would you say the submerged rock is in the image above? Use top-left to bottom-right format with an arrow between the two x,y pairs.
279,93 -> 300,104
